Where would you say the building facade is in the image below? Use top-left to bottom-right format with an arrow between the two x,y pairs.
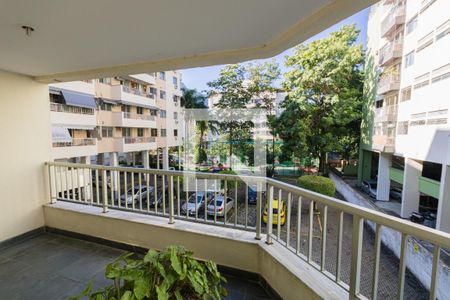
358,0 -> 450,231
50,71 -> 184,169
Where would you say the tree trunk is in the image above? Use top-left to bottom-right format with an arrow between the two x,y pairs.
319,152 -> 327,175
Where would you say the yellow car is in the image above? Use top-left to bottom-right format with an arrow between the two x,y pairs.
263,199 -> 286,226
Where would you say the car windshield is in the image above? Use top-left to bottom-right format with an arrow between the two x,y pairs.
209,199 -> 223,206
188,194 -> 203,204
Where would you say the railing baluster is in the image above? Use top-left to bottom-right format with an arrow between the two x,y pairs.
234,180 -> 238,227
277,189 -> 282,240
214,190 -> 217,224
110,170 -> 114,207
131,172 -> 135,210
138,173 -> 142,211
350,215 -> 364,299
146,172 -> 150,212
336,211 -> 344,283
57,166 -> 62,202
65,166 -> 69,200
83,168 -> 88,203
204,178 -> 208,222
48,165 -> 55,203
321,205 -> 328,271
266,185 -> 274,245
162,174 -> 166,215
154,174 -> 157,213
245,182 -> 248,229
372,223 -> 382,300
89,167 -> 94,205
177,176 -> 181,217
168,175 -> 174,224
296,196 -> 302,254
95,169 -> 99,205
308,200 -> 314,262
195,177 -> 198,220
224,180 -> 227,225
397,233 -> 408,300
185,176 -> 189,219
102,169 -> 108,213
255,181 -> 262,240
286,192 -> 292,248
124,171 -> 128,209
430,245 -> 441,300
71,167 -> 76,202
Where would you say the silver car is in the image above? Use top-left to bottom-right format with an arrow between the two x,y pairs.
181,192 -> 212,215
120,185 -> 150,205
206,195 -> 234,217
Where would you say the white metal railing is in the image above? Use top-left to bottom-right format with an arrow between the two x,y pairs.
45,162 -> 450,299
52,138 -> 96,148
123,136 -> 155,144
50,103 -> 95,115
122,85 -> 154,98
379,39 -> 403,65
381,4 -> 406,36
122,112 -> 155,121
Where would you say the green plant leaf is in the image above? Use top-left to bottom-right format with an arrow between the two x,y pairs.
156,285 -> 169,300
68,281 -> 92,300
220,286 -> 228,297
133,276 -> 150,300
120,290 -> 133,300
143,249 -> 159,263
170,247 -> 182,275
174,290 -> 183,300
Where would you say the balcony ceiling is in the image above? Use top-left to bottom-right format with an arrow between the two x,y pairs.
0,0 -> 375,83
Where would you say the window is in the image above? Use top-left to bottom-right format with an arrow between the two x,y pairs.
160,110 -> 166,118
431,63 -> 450,84
427,118 -> 447,125
428,109 -> 448,118
161,129 -> 167,137
150,109 -> 158,116
149,87 -> 157,96
101,127 -> 113,138
410,120 -> 426,126
173,76 -> 178,88
173,112 -> 178,120
151,128 -> 158,137
100,102 -> 113,111
411,112 -> 426,119
122,128 -> 131,137
401,87 -> 412,102
173,95 -> 179,102
436,19 -> 450,41
174,129 -> 178,137
121,105 -> 131,113
404,51 -> 415,68
397,121 -> 409,135
137,128 -> 144,137
406,16 -> 418,35
375,99 -> 383,108
160,90 -> 166,100
137,107 -> 143,115
99,78 -> 112,84
159,72 -> 166,80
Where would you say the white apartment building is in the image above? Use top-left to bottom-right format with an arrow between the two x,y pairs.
359,0 -> 450,232
50,71 -> 184,169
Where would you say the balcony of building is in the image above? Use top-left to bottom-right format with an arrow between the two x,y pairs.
378,74 -> 401,94
379,39 -> 403,66
111,84 -> 157,108
381,4 -> 406,38
52,137 -> 97,159
112,111 -> 157,128
50,102 -> 97,128
374,105 -> 398,123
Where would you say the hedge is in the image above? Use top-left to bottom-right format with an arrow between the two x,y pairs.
297,175 -> 336,197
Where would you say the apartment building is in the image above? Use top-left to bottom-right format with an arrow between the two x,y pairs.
49,71 -> 183,169
358,0 -> 450,232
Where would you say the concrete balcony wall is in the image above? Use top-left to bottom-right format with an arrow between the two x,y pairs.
52,139 -> 98,159
381,5 -> 406,37
50,109 -> 97,128
114,112 -> 156,128
372,134 -> 395,152
378,77 -> 400,94
129,74 -> 156,85
379,41 -> 403,66
111,85 -> 156,108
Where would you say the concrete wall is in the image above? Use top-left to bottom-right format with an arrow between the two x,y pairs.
0,70 -> 51,242
44,202 -> 348,300
330,172 -> 450,300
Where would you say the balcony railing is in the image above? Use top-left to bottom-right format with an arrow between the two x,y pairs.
50,103 -> 94,115
378,74 -> 401,94
374,105 -> 398,122
122,112 -> 155,121
122,85 -> 155,99
52,138 -> 96,148
381,4 -> 406,37
123,136 -> 155,144
46,162 -> 450,300
379,39 -> 403,66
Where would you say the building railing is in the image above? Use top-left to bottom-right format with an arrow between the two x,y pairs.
46,162 -> 450,300
50,103 -> 94,115
381,4 -> 406,37
122,112 -> 155,121
378,74 -> 401,94
52,138 -> 96,148
122,85 -> 155,99
374,105 -> 398,121
379,39 -> 403,65
123,136 -> 155,144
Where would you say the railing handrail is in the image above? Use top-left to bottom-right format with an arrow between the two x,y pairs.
122,111 -> 155,120
45,161 -> 450,249
50,102 -> 95,115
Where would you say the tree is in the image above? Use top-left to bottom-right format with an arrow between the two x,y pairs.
207,62 -> 280,170
275,24 -> 364,173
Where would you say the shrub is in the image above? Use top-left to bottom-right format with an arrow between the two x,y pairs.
297,175 -> 336,197
71,245 -> 227,300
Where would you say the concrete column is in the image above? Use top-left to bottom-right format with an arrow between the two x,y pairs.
162,147 -> 169,170
156,148 -> 160,169
376,153 -> 391,201
142,150 -> 149,169
80,156 -> 90,165
80,156 -> 91,200
400,158 -> 423,218
110,152 -> 119,193
436,165 -> 450,233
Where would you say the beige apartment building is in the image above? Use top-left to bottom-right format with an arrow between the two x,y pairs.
49,71 -> 183,169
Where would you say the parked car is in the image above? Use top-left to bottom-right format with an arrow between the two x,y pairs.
181,192 -> 213,215
206,195 -> 234,217
389,187 -> 402,201
247,184 -> 265,204
120,185 -> 149,206
360,180 -> 377,199
263,199 -> 286,226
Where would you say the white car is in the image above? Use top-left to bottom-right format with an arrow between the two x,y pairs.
120,185 -> 150,206
181,192 -> 212,215
206,195 -> 234,217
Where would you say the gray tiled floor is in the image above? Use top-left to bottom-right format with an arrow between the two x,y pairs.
0,233 -> 275,300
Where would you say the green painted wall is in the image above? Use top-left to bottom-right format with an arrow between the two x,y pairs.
357,150 -> 373,184
419,176 -> 440,199
389,167 -> 404,184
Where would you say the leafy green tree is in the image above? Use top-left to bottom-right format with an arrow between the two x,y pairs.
276,24 -> 364,173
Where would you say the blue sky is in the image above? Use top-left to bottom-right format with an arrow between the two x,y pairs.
181,7 -> 370,92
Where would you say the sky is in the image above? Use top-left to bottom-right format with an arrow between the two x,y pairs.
180,7 -> 370,92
